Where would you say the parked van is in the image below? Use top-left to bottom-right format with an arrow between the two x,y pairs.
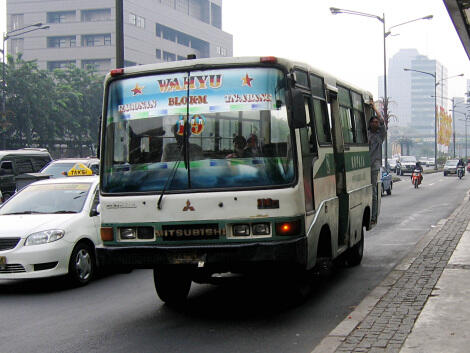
0,149 -> 52,200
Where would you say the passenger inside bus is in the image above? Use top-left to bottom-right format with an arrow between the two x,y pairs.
226,135 -> 247,158
161,123 -> 203,162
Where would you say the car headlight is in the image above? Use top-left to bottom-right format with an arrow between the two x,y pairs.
25,229 -> 65,246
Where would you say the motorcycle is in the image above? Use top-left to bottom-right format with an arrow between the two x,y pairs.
411,169 -> 422,189
457,166 -> 465,179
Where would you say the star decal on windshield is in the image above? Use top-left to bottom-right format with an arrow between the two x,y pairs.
242,73 -> 253,87
131,84 -> 144,96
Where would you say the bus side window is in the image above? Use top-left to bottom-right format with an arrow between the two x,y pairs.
300,97 -> 318,156
309,74 -> 332,145
351,91 -> 367,144
338,86 -> 354,144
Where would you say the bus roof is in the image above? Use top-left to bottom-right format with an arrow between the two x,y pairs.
105,56 -> 373,101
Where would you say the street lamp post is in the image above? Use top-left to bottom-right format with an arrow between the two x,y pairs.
1,23 -> 49,148
404,69 -> 463,169
330,8 -> 432,167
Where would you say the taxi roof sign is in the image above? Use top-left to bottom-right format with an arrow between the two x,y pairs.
67,163 -> 93,176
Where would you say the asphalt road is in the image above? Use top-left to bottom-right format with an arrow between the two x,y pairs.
1,171 -> 469,353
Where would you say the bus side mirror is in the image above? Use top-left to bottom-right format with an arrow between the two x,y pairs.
290,89 -> 307,129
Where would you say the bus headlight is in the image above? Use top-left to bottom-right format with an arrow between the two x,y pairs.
120,228 -> 137,240
252,223 -> 270,235
233,224 -> 250,236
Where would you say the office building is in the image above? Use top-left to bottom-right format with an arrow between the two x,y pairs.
410,55 -> 447,135
6,0 -> 233,73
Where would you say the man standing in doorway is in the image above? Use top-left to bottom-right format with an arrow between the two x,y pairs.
368,99 -> 386,225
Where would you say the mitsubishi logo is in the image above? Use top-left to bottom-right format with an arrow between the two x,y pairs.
183,200 -> 195,211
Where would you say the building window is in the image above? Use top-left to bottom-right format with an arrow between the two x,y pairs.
155,23 -> 209,57
81,59 -> 111,72
10,38 -> 24,56
81,9 -> 111,22
47,36 -> 76,48
176,0 -> 189,14
211,3 -> 221,29
136,16 -> 145,29
124,60 -> 137,67
47,60 -> 76,71
129,13 -> 145,28
47,11 -> 76,24
156,49 -> 162,59
163,51 -> 176,62
82,34 -> 111,47
10,14 -> 24,31
128,13 -> 136,25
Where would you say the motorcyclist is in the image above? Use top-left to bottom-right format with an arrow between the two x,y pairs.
411,161 -> 423,183
457,159 -> 465,176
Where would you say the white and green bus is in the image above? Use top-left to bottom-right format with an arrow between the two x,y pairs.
97,56 -> 379,304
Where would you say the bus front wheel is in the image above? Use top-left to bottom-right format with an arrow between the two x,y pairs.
153,267 -> 191,305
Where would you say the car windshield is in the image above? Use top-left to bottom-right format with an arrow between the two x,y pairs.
102,67 -> 294,193
41,162 -> 77,178
401,157 -> 416,163
0,183 -> 92,215
445,160 -> 458,166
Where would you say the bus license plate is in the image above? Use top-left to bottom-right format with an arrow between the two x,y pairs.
169,253 -> 206,265
0,256 -> 6,270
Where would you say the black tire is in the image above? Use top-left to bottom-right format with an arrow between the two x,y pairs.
68,242 -> 95,286
414,178 -> 419,188
346,228 -> 364,266
444,171 -> 447,176
386,182 -> 392,195
153,267 -> 191,305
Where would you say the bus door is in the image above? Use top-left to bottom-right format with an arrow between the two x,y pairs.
327,86 -> 349,248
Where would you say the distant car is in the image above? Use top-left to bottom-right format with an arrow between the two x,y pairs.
443,159 -> 459,176
426,158 -> 435,167
0,176 -> 100,285
380,167 -> 392,196
40,158 -> 99,178
419,157 -> 428,165
387,158 -> 397,172
396,156 -> 417,175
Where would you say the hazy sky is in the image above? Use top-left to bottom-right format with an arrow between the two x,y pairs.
1,0 -> 468,99
223,0 -> 470,100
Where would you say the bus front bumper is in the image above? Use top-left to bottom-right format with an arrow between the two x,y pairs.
96,237 -> 307,270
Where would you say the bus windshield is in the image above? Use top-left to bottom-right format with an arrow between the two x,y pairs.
102,67 -> 294,193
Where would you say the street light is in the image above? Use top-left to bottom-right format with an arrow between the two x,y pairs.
330,7 -> 432,167
404,68 -> 463,169
432,96 -> 469,158
1,24 -> 49,148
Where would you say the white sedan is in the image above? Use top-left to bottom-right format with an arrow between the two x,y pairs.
0,176 -> 100,285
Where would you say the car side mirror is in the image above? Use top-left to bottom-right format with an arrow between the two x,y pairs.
90,203 -> 100,217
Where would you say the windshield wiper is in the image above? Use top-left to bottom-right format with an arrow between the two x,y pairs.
157,160 -> 181,210
53,210 -> 77,214
3,211 -> 44,215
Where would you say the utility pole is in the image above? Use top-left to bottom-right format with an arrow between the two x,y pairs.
116,0 -> 124,68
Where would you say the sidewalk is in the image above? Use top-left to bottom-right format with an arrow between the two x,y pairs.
312,191 -> 470,353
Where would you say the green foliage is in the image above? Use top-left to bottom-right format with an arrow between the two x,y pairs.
2,54 -> 104,152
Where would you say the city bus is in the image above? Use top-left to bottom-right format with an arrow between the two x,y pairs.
96,56 -> 379,304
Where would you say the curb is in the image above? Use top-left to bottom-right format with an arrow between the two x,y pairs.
311,190 -> 470,353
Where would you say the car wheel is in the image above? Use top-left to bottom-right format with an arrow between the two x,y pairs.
68,242 -> 95,286
153,266 -> 191,305
346,227 -> 364,266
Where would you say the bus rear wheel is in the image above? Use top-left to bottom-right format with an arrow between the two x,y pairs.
346,227 -> 364,266
153,266 -> 191,305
